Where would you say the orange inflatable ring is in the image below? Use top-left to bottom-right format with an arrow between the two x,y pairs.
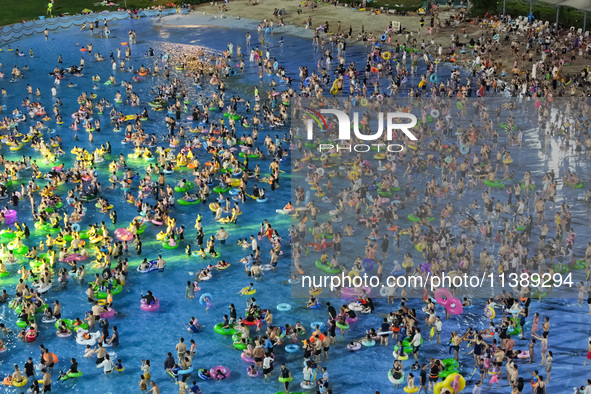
205,162 -> 212,166
371,67 -> 378,73
80,48 -> 87,52
43,352 -> 58,364
121,42 -> 128,46
309,333 -> 325,343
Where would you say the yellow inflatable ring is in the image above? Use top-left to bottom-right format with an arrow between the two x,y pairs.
486,305 -> 496,319
433,373 -> 465,394
309,287 -> 322,296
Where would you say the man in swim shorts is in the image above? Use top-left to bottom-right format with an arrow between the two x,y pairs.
95,343 -> 106,365
176,338 -> 186,362
42,368 -> 51,392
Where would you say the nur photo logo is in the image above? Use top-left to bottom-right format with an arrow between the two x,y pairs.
304,108 -> 419,153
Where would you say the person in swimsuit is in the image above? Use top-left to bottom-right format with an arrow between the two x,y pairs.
450,331 -> 462,361
584,340 -> 591,365
428,360 -> 441,390
531,312 -> 539,336
534,374 -> 546,394
389,360 -> 404,388
472,335 -> 486,363
533,332 -> 549,365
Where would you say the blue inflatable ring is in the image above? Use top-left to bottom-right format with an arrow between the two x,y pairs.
276,303 -> 291,311
199,293 -> 212,305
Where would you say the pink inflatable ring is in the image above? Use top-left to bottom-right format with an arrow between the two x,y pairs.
140,297 -> 160,312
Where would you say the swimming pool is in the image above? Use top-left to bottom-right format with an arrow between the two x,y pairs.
0,11 -> 588,394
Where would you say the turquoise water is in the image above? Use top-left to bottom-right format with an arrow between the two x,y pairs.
0,13 -> 588,394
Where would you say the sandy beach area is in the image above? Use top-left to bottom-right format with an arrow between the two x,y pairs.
169,1 -> 462,45
156,0 -> 586,84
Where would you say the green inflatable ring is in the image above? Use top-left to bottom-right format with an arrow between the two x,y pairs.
214,323 -> 238,335
60,371 -> 83,380
13,245 -> 29,255
213,186 -> 231,193
94,284 -> 122,299
174,182 -> 194,193
395,337 -> 424,354
162,241 -> 180,249
315,260 -> 342,274
238,152 -> 260,158
573,260 -> 587,270
439,368 -> 460,379
508,325 -> 522,336
177,198 -> 201,205
484,179 -> 505,188
552,265 -> 569,274
407,214 -> 434,222
519,182 -> 536,191
55,319 -> 89,331
16,319 -> 28,328
0,231 -> 17,239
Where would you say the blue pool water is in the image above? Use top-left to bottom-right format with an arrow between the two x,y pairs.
0,12 -> 589,394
